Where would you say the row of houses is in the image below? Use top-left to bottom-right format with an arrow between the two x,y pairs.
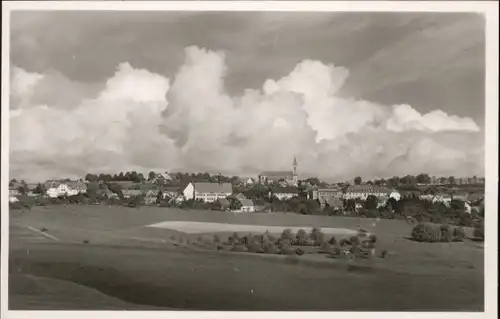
312,184 -> 483,205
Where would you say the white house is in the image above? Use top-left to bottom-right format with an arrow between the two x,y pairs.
343,185 -> 390,200
45,180 -> 87,198
236,199 -> 255,212
432,194 -> 453,204
9,196 -> 19,203
183,182 -> 233,203
313,188 -> 343,202
389,190 -> 401,201
269,187 -> 299,201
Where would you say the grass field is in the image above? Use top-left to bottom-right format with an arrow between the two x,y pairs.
8,205 -> 484,311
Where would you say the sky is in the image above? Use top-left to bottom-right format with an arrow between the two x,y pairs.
9,11 -> 486,182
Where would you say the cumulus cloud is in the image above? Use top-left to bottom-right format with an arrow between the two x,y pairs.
9,46 -> 484,181
386,104 -> 480,133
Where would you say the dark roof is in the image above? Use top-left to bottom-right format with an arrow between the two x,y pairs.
217,198 -> 231,207
163,185 -> 183,193
238,199 -> 254,207
193,182 -> 233,194
260,171 -> 294,177
345,185 -> 390,194
270,186 -> 299,194
317,188 -> 341,192
111,181 -> 137,189
326,198 -> 343,208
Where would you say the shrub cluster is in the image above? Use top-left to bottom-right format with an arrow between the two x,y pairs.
411,223 -> 467,243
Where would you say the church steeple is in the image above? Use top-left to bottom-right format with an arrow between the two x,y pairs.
292,156 -> 298,186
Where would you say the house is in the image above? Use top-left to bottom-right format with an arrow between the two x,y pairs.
149,172 -> 172,185
324,197 -> 343,211
243,177 -> 254,185
451,192 -> 468,201
162,185 -> 185,201
217,198 -> 231,211
183,182 -> 233,203
253,199 -> 268,212
9,188 -> 21,196
258,157 -> 299,186
233,193 -> 248,201
467,193 -> 484,204
389,190 -> 401,201
99,188 -> 118,199
313,188 -> 343,203
237,199 -> 255,212
377,197 -> 388,208
269,186 -> 299,201
111,181 -> 138,189
432,194 -> 453,204
66,181 -> 87,194
45,180 -> 86,198
122,189 -> 142,198
399,190 -> 422,199
343,185 -> 390,200
145,190 -> 159,205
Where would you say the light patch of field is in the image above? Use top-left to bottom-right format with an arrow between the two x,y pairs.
147,221 -> 364,236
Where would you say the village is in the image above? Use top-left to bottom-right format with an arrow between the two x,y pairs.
8,157 -> 485,227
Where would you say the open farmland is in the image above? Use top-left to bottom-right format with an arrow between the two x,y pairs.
8,205 -> 484,311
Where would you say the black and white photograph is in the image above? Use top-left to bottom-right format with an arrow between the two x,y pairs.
1,1 -> 498,316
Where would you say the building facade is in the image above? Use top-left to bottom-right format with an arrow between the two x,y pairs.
343,185 -> 391,200
183,182 -> 233,203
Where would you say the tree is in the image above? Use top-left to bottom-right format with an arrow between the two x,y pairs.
107,183 -> 124,200
305,177 -> 320,186
364,195 -> 378,211
34,183 -> 45,194
448,176 -> 456,185
354,176 -> 362,185
9,179 -> 18,187
416,173 -> 431,185
148,171 -> 156,181
17,186 -> 26,195
344,199 -> 356,212
156,190 -> 164,205
229,198 -> 242,211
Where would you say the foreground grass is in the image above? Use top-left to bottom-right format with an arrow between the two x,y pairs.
9,241 -> 484,311
9,205 -> 484,310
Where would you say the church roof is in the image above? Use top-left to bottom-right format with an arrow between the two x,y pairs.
260,171 -> 294,177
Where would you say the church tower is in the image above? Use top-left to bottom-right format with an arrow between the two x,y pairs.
292,156 -> 298,185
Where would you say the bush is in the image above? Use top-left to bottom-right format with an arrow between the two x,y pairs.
328,236 -> 337,246
473,225 -> 484,240
452,226 -> 466,241
263,230 -> 276,244
276,238 -> 291,248
213,234 -> 221,243
281,228 -> 294,240
293,228 -> 310,245
356,228 -> 369,238
339,238 -> 351,247
349,236 -> 360,246
279,245 -> 295,255
263,242 -> 278,254
368,234 -> 377,244
246,240 -> 263,253
310,228 -> 326,246
295,248 -> 305,256
411,223 -> 458,243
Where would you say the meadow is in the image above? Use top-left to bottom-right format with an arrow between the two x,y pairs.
8,205 -> 484,311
